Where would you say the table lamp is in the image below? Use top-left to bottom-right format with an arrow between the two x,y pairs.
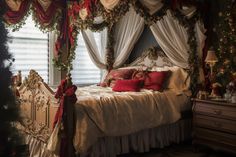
205,49 -> 219,97
205,49 -> 218,75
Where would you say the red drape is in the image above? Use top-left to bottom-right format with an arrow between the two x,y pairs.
32,0 -> 63,27
4,0 -> 31,24
55,7 -> 69,57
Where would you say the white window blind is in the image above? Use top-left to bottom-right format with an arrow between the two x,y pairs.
8,15 -> 49,82
71,33 -> 102,85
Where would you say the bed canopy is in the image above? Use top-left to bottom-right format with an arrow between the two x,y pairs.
3,0 -> 206,93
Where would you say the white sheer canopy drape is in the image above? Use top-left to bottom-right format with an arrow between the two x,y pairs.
113,7 -> 145,68
150,11 -> 190,68
81,28 -> 108,69
81,7 -> 145,70
81,4 -> 206,83
150,10 -> 206,69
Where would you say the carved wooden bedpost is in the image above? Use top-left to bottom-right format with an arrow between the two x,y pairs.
65,72 -> 76,157
52,71 -> 77,157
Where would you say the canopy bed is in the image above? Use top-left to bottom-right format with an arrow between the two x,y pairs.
3,0 -> 207,157
18,47 -> 193,157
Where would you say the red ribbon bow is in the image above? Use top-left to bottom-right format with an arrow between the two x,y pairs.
53,79 -> 77,128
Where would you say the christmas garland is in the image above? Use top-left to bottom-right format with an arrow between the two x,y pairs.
132,0 -> 201,94
106,24 -> 115,70
31,6 -> 62,33
3,0 -> 202,89
4,5 -> 31,32
97,0 -> 130,25
74,16 -> 110,32
171,9 -> 201,95
74,0 -> 129,31
88,21 -> 109,32
4,3 -> 62,33
67,29 -> 79,71
53,3 -> 79,72
131,0 -> 170,25
57,0 -> 130,70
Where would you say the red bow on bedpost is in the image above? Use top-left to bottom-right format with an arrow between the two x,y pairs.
53,73 -> 77,157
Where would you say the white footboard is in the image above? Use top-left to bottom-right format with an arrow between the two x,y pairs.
18,70 -> 59,142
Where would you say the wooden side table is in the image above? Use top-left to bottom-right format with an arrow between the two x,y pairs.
192,99 -> 236,154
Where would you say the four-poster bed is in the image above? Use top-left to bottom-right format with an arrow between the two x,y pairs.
3,0 -> 207,157
18,47 -> 193,157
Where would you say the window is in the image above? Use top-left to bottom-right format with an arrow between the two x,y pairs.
71,32 -> 102,85
8,15 -> 49,82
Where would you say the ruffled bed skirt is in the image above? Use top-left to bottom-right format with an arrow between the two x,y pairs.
26,119 -> 192,157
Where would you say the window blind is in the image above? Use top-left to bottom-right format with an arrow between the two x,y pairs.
71,33 -> 102,85
8,15 -> 49,82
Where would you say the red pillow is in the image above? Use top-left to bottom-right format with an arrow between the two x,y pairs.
100,69 -> 136,87
144,84 -> 162,91
112,79 -> 143,92
144,71 -> 168,90
132,70 -> 147,80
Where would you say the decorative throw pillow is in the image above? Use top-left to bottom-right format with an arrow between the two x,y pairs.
132,70 -> 169,91
144,84 -> 162,91
166,68 -> 190,93
112,79 -> 143,92
101,69 -> 137,87
144,71 -> 167,87
132,70 -> 147,81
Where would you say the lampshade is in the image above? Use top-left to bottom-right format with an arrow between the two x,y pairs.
205,50 -> 218,63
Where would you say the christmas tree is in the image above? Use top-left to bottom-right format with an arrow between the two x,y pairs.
213,0 -> 236,90
0,2 -> 26,157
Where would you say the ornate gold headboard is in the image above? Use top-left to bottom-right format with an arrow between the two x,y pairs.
18,70 -> 59,142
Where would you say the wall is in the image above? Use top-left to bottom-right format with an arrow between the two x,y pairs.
128,26 -> 158,63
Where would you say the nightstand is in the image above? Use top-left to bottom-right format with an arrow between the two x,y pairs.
192,99 -> 236,154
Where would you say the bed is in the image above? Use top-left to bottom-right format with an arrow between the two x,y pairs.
17,47 -> 192,157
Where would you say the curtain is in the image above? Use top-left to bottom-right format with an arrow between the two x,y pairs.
150,10 -> 206,69
139,0 -> 163,15
81,28 -> 108,69
32,0 -> 62,27
113,7 -> 145,68
150,11 -> 189,68
4,0 -> 31,24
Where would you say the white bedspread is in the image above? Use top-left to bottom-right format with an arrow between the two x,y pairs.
73,85 -> 190,154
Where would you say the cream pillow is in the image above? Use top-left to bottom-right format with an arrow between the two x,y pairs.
151,66 -> 191,95
167,68 -> 190,92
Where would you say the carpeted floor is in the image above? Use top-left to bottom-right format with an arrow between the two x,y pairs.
118,143 -> 236,157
